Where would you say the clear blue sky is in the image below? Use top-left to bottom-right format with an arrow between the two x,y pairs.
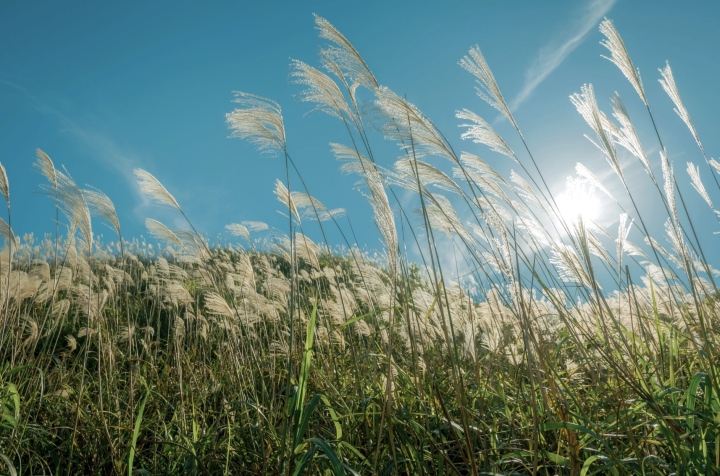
1,0 -> 719,263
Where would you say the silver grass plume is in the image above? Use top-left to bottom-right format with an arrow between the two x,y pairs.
332,142 -> 397,271
84,188 -> 120,236
659,62 -> 701,151
425,193 -> 472,243
570,84 -> 622,179
393,158 -> 461,195
226,92 -> 286,154
145,218 -> 181,246
0,217 -> 16,247
610,94 -> 649,172
0,163 -> 9,204
274,179 -> 300,222
314,14 -> 378,90
204,292 -> 236,319
291,191 -> 345,222
660,150 -> 678,224
35,149 -> 58,188
225,223 -> 250,240
376,86 -> 454,162
599,18 -> 647,105
709,159 -> 720,176
456,108 -> 514,160
510,170 -> 538,204
291,59 -> 353,120
459,46 -> 513,123
686,162 -> 712,208
134,169 -> 181,210
49,169 -> 93,252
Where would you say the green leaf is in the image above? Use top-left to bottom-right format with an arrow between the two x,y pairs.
128,385 -> 150,476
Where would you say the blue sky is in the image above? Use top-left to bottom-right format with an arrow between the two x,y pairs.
1,0 -> 719,264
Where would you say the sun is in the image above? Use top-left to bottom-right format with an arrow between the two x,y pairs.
556,176 -> 602,226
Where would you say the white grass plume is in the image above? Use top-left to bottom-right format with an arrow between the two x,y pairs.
291,59 -> 353,120
145,218 -> 181,246
332,142 -> 397,271
314,14 -> 378,90
599,18 -> 647,105
0,163 -> 9,204
274,179 -> 300,222
225,223 -> 250,240
686,162 -> 712,208
393,158 -> 461,195
459,46 -> 513,123
226,92 -> 286,154
35,149 -> 58,188
50,169 -> 93,252
376,86 -> 454,162
660,150 -> 677,223
659,62 -> 701,151
610,93 -> 649,172
0,217 -> 16,247
570,84 -> 622,179
84,188 -> 120,236
134,169 -> 181,210
456,109 -> 514,160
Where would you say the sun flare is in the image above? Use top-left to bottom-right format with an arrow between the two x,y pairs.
556,176 -> 602,226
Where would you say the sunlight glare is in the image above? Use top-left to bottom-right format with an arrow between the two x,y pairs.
557,176 -> 602,226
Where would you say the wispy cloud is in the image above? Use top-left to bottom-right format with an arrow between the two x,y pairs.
509,0 -> 616,112
0,78 -> 138,182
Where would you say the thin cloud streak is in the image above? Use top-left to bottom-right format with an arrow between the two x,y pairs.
509,0 -> 616,112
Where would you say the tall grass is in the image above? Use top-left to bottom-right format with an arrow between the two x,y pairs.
1,15 -> 719,475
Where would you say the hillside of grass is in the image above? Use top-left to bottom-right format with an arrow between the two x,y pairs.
1,15 -> 720,476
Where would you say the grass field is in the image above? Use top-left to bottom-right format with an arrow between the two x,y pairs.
1,15 -> 720,475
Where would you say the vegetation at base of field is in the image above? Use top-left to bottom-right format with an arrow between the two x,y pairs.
1,15 -> 720,475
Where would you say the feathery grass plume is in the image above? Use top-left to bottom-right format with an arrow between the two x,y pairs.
457,152 -> 507,199
599,18 -> 647,105
659,62 -> 701,149
204,292 -> 236,318
664,217 -> 690,266
709,158 -> 720,175
393,158 -> 461,195
145,218 -> 181,246
226,92 -> 286,154
616,213 -> 633,263
0,163 -> 9,204
274,179 -> 300,222
660,150 -> 678,223
50,169 -> 93,252
291,59 -> 353,120
375,86 -> 454,162
425,193 -> 472,243
314,14 -> 378,90
225,223 -> 250,240
510,170 -> 538,204
686,162 -> 712,208
456,108 -> 514,160
83,188 -> 120,236
35,148 -> 58,187
570,84 -> 622,179
242,220 -> 269,232
134,169 -> 181,210
0,217 -> 16,247
575,163 -> 613,200
459,46 -> 513,122
332,143 -> 397,271
610,93 -> 649,172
